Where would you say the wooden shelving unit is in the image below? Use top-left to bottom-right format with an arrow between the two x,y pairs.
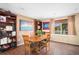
34,20 -> 42,35
0,9 -> 17,52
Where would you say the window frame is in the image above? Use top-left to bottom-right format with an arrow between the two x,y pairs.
54,19 -> 68,35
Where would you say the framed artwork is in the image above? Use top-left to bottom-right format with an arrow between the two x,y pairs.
43,22 -> 49,30
19,20 -> 33,31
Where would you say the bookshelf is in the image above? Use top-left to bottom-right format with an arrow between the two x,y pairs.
34,20 -> 42,35
0,9 -> 17,52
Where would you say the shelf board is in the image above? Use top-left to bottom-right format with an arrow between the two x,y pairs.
0,22 -> 15,24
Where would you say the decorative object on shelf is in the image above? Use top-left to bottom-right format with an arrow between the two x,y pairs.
11,42 -> 17,48
5,26 -> 13,31
12,31 -> 16,36
1,30 -> 8,37
0,16 -> 6,22
0,37 -> 7,45
7,38 -> 12,43
37,25 -> 41,29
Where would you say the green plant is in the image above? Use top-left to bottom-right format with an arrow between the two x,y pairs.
36,30 -> 45,36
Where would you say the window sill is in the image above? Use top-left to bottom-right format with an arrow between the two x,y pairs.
51,34 -> 76,37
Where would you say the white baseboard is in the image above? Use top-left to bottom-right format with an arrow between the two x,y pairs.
17,42 -> 24,46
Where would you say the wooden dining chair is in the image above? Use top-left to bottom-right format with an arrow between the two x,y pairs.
45,33 -> 50,54
30,36 -> 40,54
23,35 -> 30,55
40,32 -> 50,54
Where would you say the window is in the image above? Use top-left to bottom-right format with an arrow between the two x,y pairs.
55,19 -> 68,34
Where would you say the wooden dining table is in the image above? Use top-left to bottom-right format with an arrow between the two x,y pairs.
30,35 -> 46,42
23,34 -> 50,54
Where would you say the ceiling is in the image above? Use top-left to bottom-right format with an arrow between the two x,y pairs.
0,3 -> 79,19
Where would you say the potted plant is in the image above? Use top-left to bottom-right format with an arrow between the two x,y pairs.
36,30 -> 45,37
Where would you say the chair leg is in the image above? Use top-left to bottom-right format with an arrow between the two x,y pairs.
25,48 -> 26,55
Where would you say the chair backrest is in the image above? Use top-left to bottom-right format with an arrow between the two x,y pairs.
23,35 -> 30,45
44,32 -> 50,40
22,35 -> 30,54
23,35 -> 29,40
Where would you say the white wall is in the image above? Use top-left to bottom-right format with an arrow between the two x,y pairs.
16,15 -> 35,46
51,13 -> 79,45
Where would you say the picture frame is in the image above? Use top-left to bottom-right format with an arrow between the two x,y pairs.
19,20 -> 33,31
42,22 -> 49,30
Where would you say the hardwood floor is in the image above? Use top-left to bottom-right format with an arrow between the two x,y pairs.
0,41 -> 79,55
48,41 -> 79,55
0,45 -> 25,55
